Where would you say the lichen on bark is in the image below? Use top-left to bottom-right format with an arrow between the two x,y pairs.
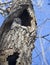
0,0 -> 37,65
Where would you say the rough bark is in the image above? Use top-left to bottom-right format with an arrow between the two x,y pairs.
0,0 -> 37,65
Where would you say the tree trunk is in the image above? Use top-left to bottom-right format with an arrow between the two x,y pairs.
0,0 -> 37,65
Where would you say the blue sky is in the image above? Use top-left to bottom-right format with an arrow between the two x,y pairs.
0,14 -> 4,26
0,0 -> 50,65
32,0 -> 50,65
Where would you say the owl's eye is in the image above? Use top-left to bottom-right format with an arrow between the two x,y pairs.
19,9 -> 33,26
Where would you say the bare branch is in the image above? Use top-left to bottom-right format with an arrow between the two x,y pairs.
0,0 -> 12,16
43,37 -> 50,42
32,46 -> 50,59
32,0 -> 44,8
36,33 -> 50,38
0,1 -> 12,6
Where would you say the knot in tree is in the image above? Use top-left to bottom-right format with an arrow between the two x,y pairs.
0,0 -> 37,65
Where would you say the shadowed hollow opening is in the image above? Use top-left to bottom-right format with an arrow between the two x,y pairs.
19,9 -> 33,26
7,52 -> 19,65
